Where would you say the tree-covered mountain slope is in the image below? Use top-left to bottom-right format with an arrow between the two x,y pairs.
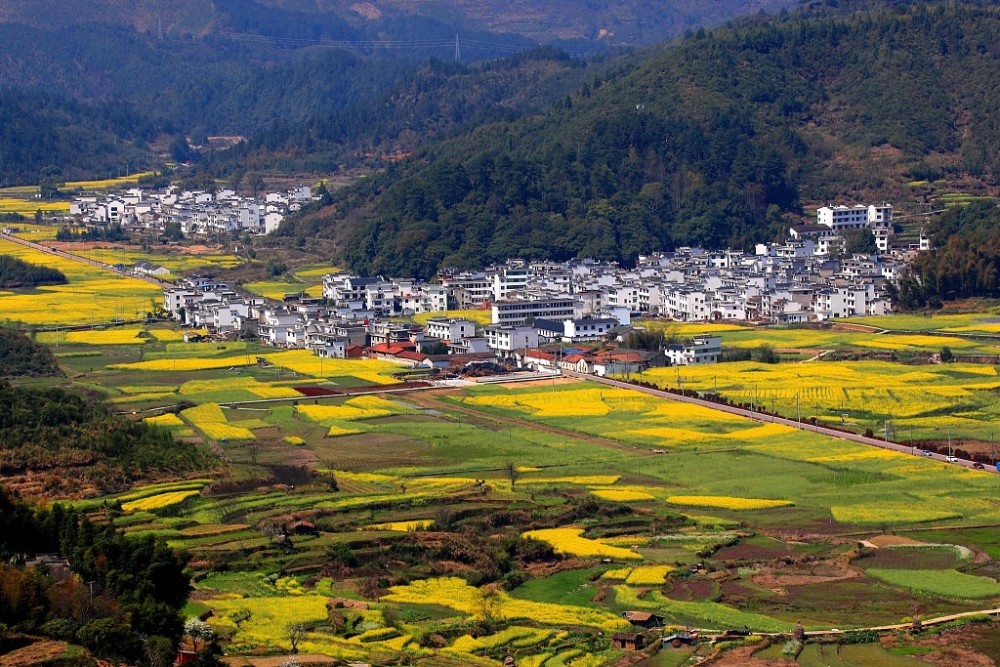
277,2 -> 1000,279
0,0 -> 802,49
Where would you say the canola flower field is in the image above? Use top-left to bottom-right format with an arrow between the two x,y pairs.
642,360 -> 1000,441
67,247 -> 245,275
0,238 -> 163,325
242,263 -> 342,301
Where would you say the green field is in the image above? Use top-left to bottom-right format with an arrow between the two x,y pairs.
11,310 -> 1000,664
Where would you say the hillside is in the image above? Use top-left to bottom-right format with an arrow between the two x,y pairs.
0,0 -> 802,49
277,2 -> 1000,279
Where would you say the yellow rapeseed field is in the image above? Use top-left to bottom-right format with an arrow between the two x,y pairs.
521,475 -> 621,486
521,528 -> 643,560
625,565 -> 675,585
367,519 -> 434,531
327,425 -> 364,437
383,577 -> 629,630
411,309 -> 493,326
181,402 -> 255,440
0,239 -> 162,325
147,329 -> 186,342
37,329 -> 148,346
62,172 -> 156,190
121,490 -> 200,512
264,350 -> 402,384
591,488 -> 657,502
177,376 -> 301,400
0,198 -> 70,215
143,413 -> 185,428
666,496 -> 794,511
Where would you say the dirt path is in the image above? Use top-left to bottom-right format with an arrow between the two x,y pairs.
801,349 -> 832,362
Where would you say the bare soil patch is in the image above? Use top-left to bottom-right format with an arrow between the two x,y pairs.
0,640 -> 74,667
753,560 -> 859,595
708,643 -> 796,666
866,534 -> 926,547
883,624 -> 1000,667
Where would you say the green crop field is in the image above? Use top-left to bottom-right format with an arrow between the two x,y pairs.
13,307 -> 1000,664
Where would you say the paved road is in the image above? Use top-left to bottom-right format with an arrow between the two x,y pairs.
0,231 -> 176,289
562,370 -> 992,473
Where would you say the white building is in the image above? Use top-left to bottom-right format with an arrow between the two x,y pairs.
424,317 -> 477,341
665,335 -> 722,366
492,295 -> 579,325
483,325 -> 539,357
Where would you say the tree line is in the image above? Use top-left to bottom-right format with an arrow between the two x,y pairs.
0,255 -> 67,288
0,381 -> 212,493
0,486 -> 190,665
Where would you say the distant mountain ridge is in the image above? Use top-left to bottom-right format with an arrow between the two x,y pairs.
0,0 -> 802,48
275,2 -> 1000,279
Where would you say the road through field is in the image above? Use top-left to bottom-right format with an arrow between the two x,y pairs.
0,231 -> 175,289
561,370 -> 990,473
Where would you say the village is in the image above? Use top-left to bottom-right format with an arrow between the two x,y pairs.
159,201 -> 920,376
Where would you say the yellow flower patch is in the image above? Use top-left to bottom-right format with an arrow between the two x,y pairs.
181,402 -> 255,440
37,328 -> 147,345
111,356 -> 256,372
283,436 -> 305,446
248,385 -> 302,399
601,568 -> 633,580
522,528 -> 643,560
521,475 -> 621,486
299,404 -> 386,421
264,350 -> 401,384
147,329 -> 186,342
143,413 -> 185,428
625,565 -> 675,585
198,422 -> 256,440
327,425 -> 364,437
383,576 -> 628,630
600,535 -> 653,547
591,488 -> 657,502
808,449 -> 907,463
367,519 -> 434,532
667,496 -> 793,511
121,490 -> 200,512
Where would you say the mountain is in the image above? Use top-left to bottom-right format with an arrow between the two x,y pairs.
0,0 -> 803,50
0,0 -> 814,187
274,2 -> 1000,279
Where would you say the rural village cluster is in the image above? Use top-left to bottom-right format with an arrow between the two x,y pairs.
109,188 -> 914,373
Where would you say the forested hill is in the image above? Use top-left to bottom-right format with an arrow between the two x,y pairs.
281,2 -> 1000,279
0,0 -> 801,50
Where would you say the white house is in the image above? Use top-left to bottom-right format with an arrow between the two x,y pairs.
665,335 -> 722,366
424,317 -> 477,341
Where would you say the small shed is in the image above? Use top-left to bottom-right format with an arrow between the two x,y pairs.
612,632 -> 646,651
622,610 -> 665,628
